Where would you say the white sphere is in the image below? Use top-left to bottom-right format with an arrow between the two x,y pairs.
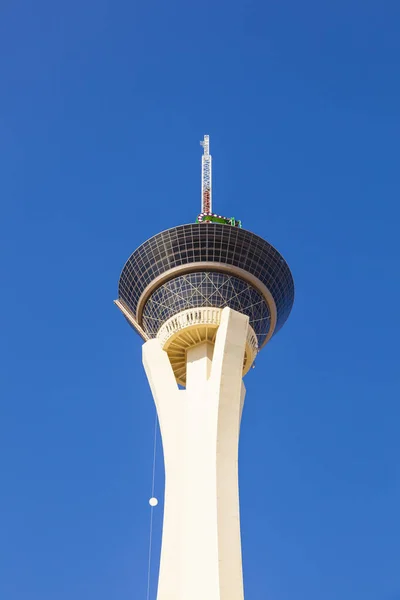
149,497 -> 158,507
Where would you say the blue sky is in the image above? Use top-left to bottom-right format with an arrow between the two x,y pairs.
1,0 -> 400,598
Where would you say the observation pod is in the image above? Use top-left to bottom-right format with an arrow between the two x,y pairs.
115,137 -> 294,600
116,223 -> 294,385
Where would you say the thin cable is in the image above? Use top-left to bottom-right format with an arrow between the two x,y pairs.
146,411 -> 158,600
150,412 -> 158,498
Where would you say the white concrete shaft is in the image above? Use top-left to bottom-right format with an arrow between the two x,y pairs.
142,307 -> 248,600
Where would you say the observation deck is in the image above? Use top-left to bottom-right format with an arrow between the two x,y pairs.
116,222 -> 294,383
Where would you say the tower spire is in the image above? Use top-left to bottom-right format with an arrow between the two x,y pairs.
200,135 -> 212,214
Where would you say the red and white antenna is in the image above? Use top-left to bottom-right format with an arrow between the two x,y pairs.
200,135 -> 212,214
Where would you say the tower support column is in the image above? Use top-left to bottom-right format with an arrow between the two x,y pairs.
142,307 -> 248,600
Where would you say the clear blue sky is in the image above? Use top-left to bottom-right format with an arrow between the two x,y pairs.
1,1 -> 400,598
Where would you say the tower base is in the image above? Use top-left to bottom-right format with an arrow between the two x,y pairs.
143,307 -> 249,600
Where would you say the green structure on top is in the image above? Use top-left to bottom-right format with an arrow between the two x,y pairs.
196,212 -> 242,228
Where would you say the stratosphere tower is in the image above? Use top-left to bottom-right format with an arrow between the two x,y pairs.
115,136 -> 294,600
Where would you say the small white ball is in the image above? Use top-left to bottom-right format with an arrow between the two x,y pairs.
149,497 -> 158,507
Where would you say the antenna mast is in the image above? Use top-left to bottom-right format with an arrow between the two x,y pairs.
200,135 -> 212,214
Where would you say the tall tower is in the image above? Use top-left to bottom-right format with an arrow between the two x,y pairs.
115,136 -> 294,600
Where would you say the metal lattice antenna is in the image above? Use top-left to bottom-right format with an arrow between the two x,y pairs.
200,135 -> 212,214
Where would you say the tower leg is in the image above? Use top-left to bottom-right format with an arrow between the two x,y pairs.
142,307 -> 248,600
